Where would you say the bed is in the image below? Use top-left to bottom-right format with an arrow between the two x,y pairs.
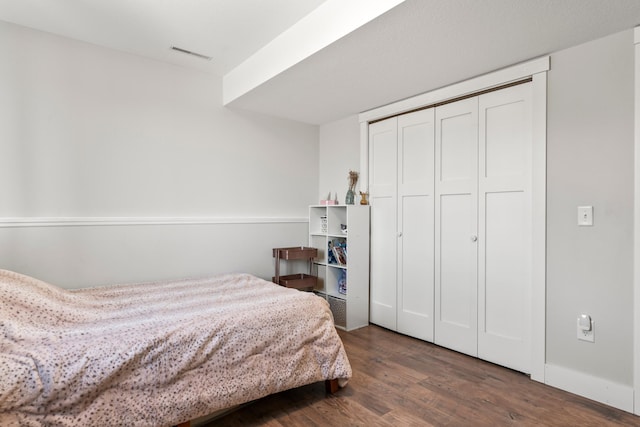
0,269 -> 352,426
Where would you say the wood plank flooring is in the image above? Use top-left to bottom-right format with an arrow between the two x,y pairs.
207,325 -> 639,426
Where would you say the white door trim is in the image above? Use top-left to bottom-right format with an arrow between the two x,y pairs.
359,57 -> 549,125
530,70 -> 547,383
360,57 -> 549,383
633,26 -> 640,416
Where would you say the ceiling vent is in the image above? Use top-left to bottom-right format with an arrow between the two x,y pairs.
170,46 -> 212,61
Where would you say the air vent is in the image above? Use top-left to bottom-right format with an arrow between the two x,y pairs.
170,46 -> 212,61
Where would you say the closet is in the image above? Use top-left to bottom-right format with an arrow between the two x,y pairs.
369,82 -> 532,374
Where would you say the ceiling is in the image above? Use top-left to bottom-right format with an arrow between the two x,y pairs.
2,0 -> 640,125
0,0 -> 327,75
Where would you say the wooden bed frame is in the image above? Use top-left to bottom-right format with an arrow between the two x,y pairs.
174,379 -> 340,427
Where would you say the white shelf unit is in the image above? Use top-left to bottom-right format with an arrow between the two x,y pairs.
309,205 -> 370,331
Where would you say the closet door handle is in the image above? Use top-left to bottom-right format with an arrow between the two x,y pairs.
471,235 -> 478,242
398,232 -> 403,238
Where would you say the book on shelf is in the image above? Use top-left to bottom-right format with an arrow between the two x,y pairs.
338,269 -> 347,295
328,239 -> 347,266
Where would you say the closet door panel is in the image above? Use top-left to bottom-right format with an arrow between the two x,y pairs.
483,191 -> 525,339
369,118 -> 398,330
370,196 -> 397,329
439,113 -> 476,182
434,98 -> 478,357
397,109 -> 435,341
484,96 -> 527,178
478,84 -> 532,373
399,195 -> 433,338
370,119 -> 398,196
438,194 -> 476,325
401,119 -> 432,192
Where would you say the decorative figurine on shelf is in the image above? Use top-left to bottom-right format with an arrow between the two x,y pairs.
345,170 -> 359,205
359,191 -> 369,205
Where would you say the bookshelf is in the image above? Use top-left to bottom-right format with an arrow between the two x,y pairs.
309,205 -> 369,330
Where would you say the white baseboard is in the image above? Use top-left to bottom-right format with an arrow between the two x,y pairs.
545,364 -> 634,413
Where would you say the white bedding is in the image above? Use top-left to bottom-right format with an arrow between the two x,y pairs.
0,270 -> 352,426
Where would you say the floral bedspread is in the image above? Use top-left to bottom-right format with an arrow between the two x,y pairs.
0,270 -> 351,426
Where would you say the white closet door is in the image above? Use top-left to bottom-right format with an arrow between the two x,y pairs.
397,109 -> 435,341
477,84 -> 532,373
369,117 -> 398,330
434,97 -> 479,357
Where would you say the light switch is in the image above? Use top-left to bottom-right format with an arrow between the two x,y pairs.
578,206 -> 593,226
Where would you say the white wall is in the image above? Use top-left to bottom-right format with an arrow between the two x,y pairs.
318,114 -> 361,203
546,29 -> 634,386
0,222 -> 309,289
319,29 -> 636,409
0,21 -> 318,288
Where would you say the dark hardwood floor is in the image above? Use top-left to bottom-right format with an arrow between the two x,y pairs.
207,325 -> 639,426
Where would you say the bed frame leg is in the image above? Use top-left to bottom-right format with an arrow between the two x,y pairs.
325,378 -> 339,394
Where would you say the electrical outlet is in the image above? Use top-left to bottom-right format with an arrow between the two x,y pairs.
577,317 -> 595,342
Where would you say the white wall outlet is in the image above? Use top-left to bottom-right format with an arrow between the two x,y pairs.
577,316 -> 595,342
577,206 -> 593,226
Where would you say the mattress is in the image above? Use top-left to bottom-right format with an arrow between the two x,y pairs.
0,270 -> 352,426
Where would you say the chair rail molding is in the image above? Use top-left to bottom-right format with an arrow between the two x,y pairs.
0,216 -> 307,228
